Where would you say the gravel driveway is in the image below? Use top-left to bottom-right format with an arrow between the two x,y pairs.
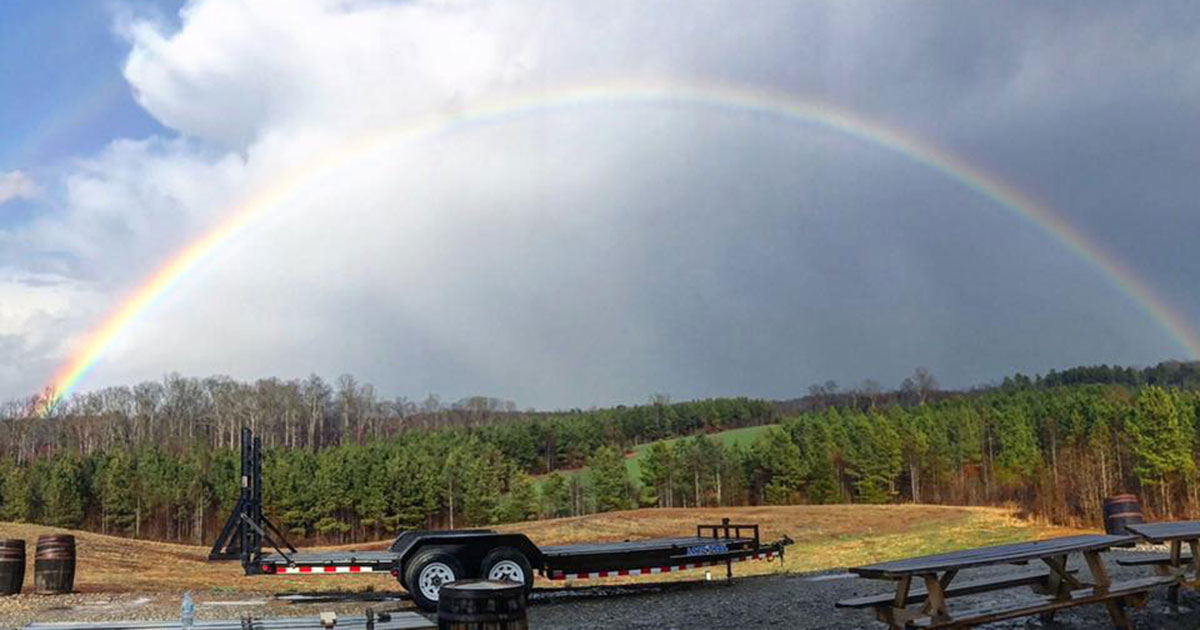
529,555 -> 1200,630
3,554 -> 1197,630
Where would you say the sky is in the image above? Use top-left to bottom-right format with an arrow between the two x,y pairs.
2,0 -> 1200,409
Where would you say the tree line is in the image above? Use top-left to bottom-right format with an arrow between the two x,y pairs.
3,364 -> 1200,544
0,375 -> 776,543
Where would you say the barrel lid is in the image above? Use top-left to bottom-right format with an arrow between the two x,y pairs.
440,579 -> 523,594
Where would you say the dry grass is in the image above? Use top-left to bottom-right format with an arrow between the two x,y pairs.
0,505 -> 1087,594
498,504 -> 1087,583
0,523 -> 382,594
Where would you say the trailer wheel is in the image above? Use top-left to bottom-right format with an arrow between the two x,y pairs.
404,549 -> 464,612
480,547 -> 534,592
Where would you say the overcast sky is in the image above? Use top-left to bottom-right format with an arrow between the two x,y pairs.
2,0 -> 1200,408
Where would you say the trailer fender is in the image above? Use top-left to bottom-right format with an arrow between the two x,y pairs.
393,532 -> 543,575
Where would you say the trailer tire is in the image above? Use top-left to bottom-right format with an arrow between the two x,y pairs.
404,549 -> 464,612
480,547 -> 534,592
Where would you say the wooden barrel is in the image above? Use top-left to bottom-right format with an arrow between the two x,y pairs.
1104,494 -> 1145,535
0,539 -> 25,595
34,535 -> 75,594
437,580 -> 527,630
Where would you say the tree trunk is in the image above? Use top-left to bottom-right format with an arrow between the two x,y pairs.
910,461 -> 920,503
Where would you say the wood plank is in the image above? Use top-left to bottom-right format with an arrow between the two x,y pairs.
1085,550 -> 1112,593
922,574 -> 950,620
1116,552 -> 1193,567
836,570 -> 1077,609
911,576 -> 1175,629
1125,520 -> 1200,543
851,535 -> 1135,579
1042,555 -> 1084,589
894,574 -> 912,608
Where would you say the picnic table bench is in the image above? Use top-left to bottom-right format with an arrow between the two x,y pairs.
838,534 -> 1176,629
1120,520 -> 1200,603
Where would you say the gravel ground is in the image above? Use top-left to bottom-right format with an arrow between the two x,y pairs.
4,553 -> 1199,630
528,554 -> 1200,630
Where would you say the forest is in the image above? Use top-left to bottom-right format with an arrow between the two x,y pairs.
1,361 -> 1199,545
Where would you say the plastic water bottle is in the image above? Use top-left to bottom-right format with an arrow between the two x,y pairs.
181,591 -> 195,629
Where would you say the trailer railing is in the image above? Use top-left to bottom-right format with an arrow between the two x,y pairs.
697,519 -> 760,546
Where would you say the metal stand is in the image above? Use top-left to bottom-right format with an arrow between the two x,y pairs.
209,428 -> 297,571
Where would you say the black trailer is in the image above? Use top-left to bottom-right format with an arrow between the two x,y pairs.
211,429 -> 792,611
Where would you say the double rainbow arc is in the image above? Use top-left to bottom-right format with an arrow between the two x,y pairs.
38,80 -> 1200,413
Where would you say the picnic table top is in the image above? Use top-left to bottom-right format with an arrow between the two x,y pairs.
1125,520 -> 1200,543
850,534 -> 1136,579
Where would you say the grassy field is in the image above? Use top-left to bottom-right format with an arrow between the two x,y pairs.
623,424 -> 773,481
0,504 -> 1083,594
537,424 -> 776,490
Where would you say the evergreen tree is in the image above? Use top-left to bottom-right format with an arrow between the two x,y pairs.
385,441 -> 440,530
639,441 -> 675,507
589,446 -> 633,512
0,462 -> 32,522
498,474 -> 540,523
541,472 -> 571,518
43,455 -> 84,529
747,427 -> 807,505
1127,386 -> 1195,513
102,451 -> 137,535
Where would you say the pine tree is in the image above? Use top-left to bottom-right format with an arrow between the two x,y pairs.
540,472 -> 571,518
103,451 -> 137,534
0,462 -> 32,522
639,441 -> 675,507
43,455 -> 84,529
589,446 -> 633,513
386,441 -> 440,530
498,474 -> 540,523
1127,386 -> 1195,514
748,427 -> 807,505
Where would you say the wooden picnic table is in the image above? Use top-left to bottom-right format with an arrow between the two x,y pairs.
840,534 -> 1175,629
1122,520 -> 1200,602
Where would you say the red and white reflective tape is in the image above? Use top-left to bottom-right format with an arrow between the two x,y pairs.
273,565 -> 378,574
548,551 -> 775,581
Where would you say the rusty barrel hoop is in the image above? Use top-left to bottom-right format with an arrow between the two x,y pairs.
34,535 -> 75,595
1103,494 -> 1145,535
0,539 -> 25,595
437,579 -> 527,630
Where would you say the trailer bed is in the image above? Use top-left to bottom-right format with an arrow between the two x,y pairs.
542,534 -> 770,579
541,536 -> 756,557
259,550 -> 396,574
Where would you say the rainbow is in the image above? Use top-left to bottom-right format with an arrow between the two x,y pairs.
4,75 -> 129,167
37,80 -> 1200,413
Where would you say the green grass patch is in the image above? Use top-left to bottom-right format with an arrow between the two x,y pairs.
624,424 -> 774,481
536,424 -> 777,491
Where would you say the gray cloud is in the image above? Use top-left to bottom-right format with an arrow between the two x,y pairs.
3,0 -> 1199,407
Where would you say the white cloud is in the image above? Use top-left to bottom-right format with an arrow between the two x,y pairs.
0,171 -> 36,205
3,0 -> 1196,406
